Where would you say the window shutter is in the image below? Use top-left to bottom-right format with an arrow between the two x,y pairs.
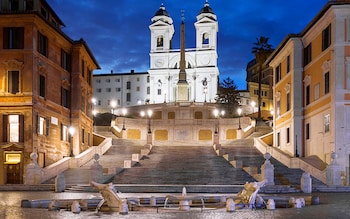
46,118 -> 50,136
3,28 -> 9,49
36,114 -> 39,134
3,115 -> 8,142
19,114 -> 24,142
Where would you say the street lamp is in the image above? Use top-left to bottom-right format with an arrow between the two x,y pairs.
204,87 -> 208,103
237,108 -> 242,130
147,109 -> 153,134
111,100 -> 117,115
68,126 -> 75,157
122,108 -> 127,130
213,109 -> 219,134
251,101 -> 256,118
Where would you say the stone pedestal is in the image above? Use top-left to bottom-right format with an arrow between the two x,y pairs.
236,129 -> 242,139
179,199 -> 190,211
261,153 -> 274,185
55,173 -> 66,193
24,153 -> 43,185
146,133 -> 152,145
300,172 -> 312,193
90,154 -> 103,183
326,152 -> 342,186
213,133 -> 219,145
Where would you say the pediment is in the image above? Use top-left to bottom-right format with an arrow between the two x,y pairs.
2,143 -> 24,151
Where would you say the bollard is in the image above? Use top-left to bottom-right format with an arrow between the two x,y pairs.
220,196 -> 227,203
48,200 -> 59,211
226,198 -> 235,212
119,200 -> 129,215
179,199 -> 190,211
150,196 -> 157,206
266,199 -> 275,210
71,201 -> 81,214
312,196 -> 319,205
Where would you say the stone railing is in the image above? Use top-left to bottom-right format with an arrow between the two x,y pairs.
254,133 -> 327,184
40,134 -> 112,184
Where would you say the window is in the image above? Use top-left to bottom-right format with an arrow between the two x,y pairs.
81,95 -> 85,113
87,69 -> 92,85
314,83 -> 320,100
96,79 -> 101,83
38,32 -> 48,56
147,76 -> 150,83
276,100 -> 280,117
136,86 -> 140,92
286,127 -> 290,143
275,64 -> 281,83
8,71 -> 19,94
254,90 -> 259,95
24,0 -> 34,11
82,128 -> 85,143
286,55 -> 290,73
3,114 -> 24,142
324,72 -> 330,94
37,116 -> 49,136
158,89 -> 162,95
286,92 -> 290,111
137,77 -> 140,82
3,27 -> 24,49
305,85 -> 310,105
322,24 -> 331,51
126,81 -> 131,89
324,114 -> 330,133
126,93 -> 131,101
306,123 -> 310,140
303,43 -> 312,66
202,33 -> 209,47
116,78 -> 120,82
277,132 -> 280,147
157,36 -> 163,48
39,75 -> 45,98
61,87 -> 70,108
81,60 -> 85,78
147,86 -> 150,95
106,88 -> 111,92
116,87 -> 121,92
60,124 -> 68,141
96,88 -> 101,93
106,79 -> 110,83
9,0 -> 19,11
61,49 -> 71,71
41,7 -> 48,19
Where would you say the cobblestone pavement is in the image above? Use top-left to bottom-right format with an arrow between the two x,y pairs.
1,191 -> 349,219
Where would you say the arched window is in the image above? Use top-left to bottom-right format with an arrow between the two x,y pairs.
157,36 -> 164,48
202,33 -> 209,47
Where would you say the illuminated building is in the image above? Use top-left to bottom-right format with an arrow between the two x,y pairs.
0,0 -> 99,184
267,0 -> 350,182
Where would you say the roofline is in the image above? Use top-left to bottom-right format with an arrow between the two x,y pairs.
93,72 -> 149,76
266,1 -> 350,65
74,38 -> 100,69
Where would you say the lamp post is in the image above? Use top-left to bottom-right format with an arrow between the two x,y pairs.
237,108 -> 242,130
213,109 -> 219,134
147,109 -> 153,134
204,87 -> 207,103
122,108 -> 127,130
111,100 -> 117,115
251,101 -> 256,118
68,126 -> 75,157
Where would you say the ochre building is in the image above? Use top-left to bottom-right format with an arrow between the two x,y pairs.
0,0 -> 99,184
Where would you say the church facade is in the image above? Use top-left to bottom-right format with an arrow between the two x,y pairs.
148,2 -> 219,104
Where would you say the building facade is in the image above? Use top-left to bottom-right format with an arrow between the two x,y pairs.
0,0 -> 99,184
148,2 -> 219,104
267,1 -> 350,178
93,70 -> 150,114
246,55 -> 274,117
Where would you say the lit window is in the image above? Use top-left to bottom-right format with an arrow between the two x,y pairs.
324,114 -> 330,133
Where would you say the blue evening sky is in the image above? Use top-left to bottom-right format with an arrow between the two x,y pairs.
49,0 -> 325,89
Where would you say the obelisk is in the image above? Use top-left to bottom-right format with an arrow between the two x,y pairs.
177,10 -> 189,102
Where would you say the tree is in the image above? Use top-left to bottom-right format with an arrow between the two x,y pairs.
252,36 -> 273,121
216,77 -> 239,117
